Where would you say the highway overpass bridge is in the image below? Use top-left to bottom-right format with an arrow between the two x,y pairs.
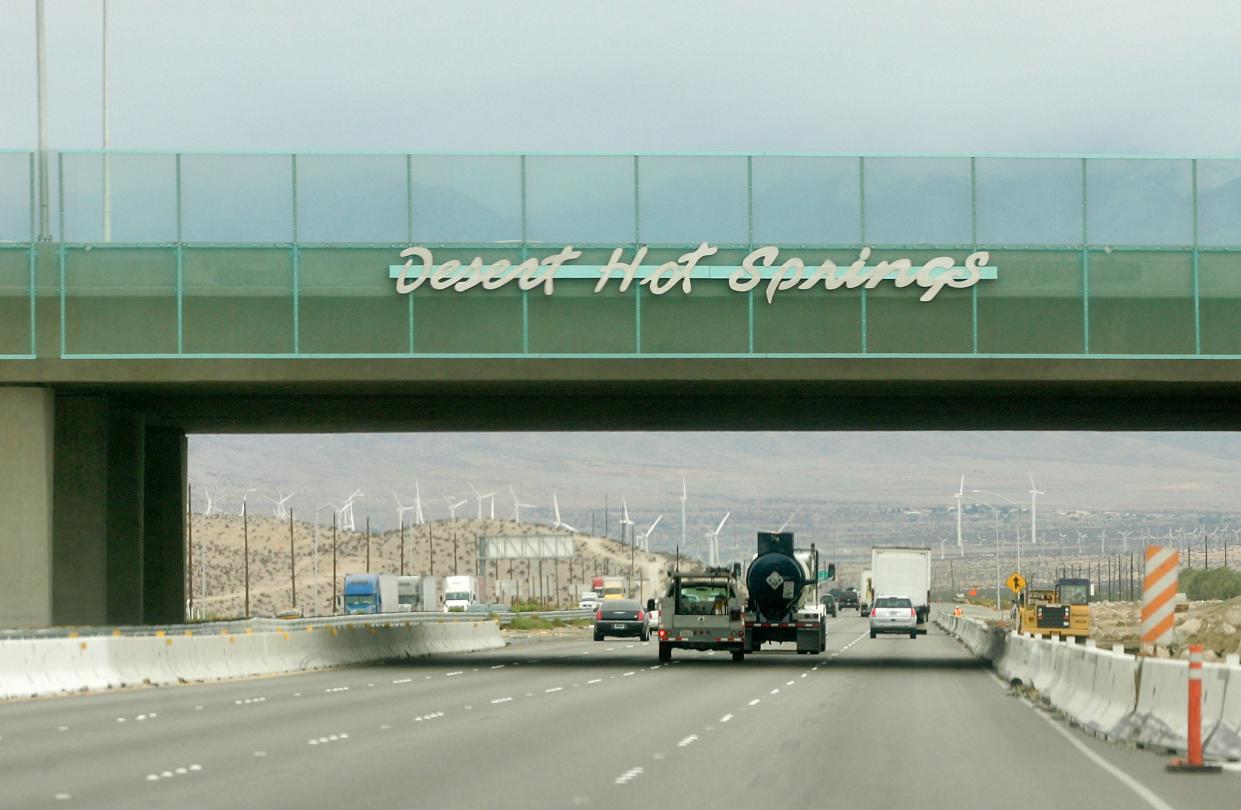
3,150 -> 1241,627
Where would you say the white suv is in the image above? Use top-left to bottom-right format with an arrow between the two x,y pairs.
578,592 -> 601,611
869,595 -> 918,639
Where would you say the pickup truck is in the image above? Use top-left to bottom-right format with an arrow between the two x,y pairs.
653,571 -> 746,663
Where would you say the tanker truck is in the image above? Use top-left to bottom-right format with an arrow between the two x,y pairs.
743,532 -> 834,655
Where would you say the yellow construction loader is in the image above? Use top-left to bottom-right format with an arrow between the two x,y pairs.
1015,577 -> 1091,639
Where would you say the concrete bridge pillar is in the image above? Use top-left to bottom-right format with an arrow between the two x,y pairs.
0,390 -> 186,628
0,388 -> 55,627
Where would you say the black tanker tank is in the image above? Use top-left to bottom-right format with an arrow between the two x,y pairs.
745,531 -> 808,620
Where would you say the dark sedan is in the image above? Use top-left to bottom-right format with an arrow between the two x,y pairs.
594,599 -> 650,641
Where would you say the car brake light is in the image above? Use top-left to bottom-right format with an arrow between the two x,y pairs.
595,610 -> 602,621
658,628 -> 667,640
636,610 -> 645,622
910,608 -> 916,618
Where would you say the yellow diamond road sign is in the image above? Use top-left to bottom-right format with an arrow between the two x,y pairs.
1006,572 -> 1026,593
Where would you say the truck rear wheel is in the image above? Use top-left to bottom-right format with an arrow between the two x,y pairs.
658,642 -> 672,663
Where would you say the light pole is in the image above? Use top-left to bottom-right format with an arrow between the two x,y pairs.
974,488 -> 1022,585
972,495 -> 1003,611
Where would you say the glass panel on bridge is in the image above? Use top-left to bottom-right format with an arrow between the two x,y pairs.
61,153 -> 178,243
750,157 -> 860,245
1198,252 -> 1241,354
1087,250 -> 1195,354
183,248 -> 294,354
862,157 -> 972,246
636,156 -> 748,245
975,157 -> 1082,246
64,247 -> 178,354
299,248 -> 407,354
1196,160 -> 1241,247
295,155 -> 408,243
181,154 -> 294,243
525,156 -> 635,245
976,250 -> 1084,354
409,156 -> 521,244
0,249 -> 29,355
1085,159 -> 1193,246
0,153 -> 32,242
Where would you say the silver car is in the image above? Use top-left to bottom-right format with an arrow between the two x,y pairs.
869,595 -> 918,639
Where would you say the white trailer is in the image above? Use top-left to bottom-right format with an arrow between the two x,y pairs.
870,546 -> 932,623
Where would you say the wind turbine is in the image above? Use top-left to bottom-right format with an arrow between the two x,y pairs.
954,475 -> 965,557
469,484 -> 495,520
333,489 -> 361,532
552,493 -> 577,533
776,512 -> 796,533
394,491 -> 418,527
1076,531 -> 1086,555
638,515 -> 662,552
1118,529 -> 1133,553
1028,473 -> 1042,546
264,490 -> 294,521
620,499 -> 634,547
509,486 -> 535,523
412,480 -> 426,525
443,495 -> 468,520
705,512 -> 730,566
204,488 -> 217,518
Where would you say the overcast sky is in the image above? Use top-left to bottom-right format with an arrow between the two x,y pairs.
2,0 -> 1240,155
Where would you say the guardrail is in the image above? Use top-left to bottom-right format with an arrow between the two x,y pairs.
0,609 -> 593,640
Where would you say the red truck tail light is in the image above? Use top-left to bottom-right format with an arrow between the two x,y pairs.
658,628 -> 667,640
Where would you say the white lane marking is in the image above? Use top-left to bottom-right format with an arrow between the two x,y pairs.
57,725 -> 68,731
324,686 -> 349,693
490,664 -> 506,669
800,673 -> 808,678
195,705 -> 203,710
145,775 -> 158,782
587,678 -> 603,684
786,680 -> 795,686
606,647 -> 615,651
190,764 -> 202,771
614,766 -> 644,785
1033,711 -> 1177,810
253,751 -> 266,757
720,714 -> 733,723
748,699 -> 761,706
491,697 -> 513,704
649,665 -> 660,670
623,671 -> 636,677
392,678 -> 413,684
678,734 -> 698,747
54,793 -> 71,800
769,688 -> 780,695
446,671 -> 463,677
545,687 -> 563,693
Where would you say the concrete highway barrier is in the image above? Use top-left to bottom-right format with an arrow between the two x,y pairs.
935,608 -> 1241,760
0,617 -> 503,701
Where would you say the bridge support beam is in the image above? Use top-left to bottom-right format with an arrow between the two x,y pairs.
0,388 -> 55,627
52,396 -> 110,625
142,426 -> 186,625
0,390 -> 187,628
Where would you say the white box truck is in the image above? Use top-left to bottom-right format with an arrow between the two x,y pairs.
870,546 -> 932,624
444,574 -> 483,611
397,575 -> 439,612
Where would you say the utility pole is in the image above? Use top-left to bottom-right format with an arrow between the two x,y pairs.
429,523 -> 435,575
332,512 -> 338,615
366,517 -> 371,572
400,521 -> 406,576
604,495 -> 609,539
289,508 -> 297,610
243,499 -> 250,618
453,533 -> 459,575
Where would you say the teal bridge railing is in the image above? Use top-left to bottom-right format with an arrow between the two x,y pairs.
1,150 -> 1240,360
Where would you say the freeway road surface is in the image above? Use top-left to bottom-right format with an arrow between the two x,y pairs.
1,614 -> 1237,809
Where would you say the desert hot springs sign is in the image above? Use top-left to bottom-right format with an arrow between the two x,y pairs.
388,244 -> 996,303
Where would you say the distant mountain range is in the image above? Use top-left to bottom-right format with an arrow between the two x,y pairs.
189,431 -> 1241,558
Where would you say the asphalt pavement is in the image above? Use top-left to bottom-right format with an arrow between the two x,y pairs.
1,613 -> 1237,809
